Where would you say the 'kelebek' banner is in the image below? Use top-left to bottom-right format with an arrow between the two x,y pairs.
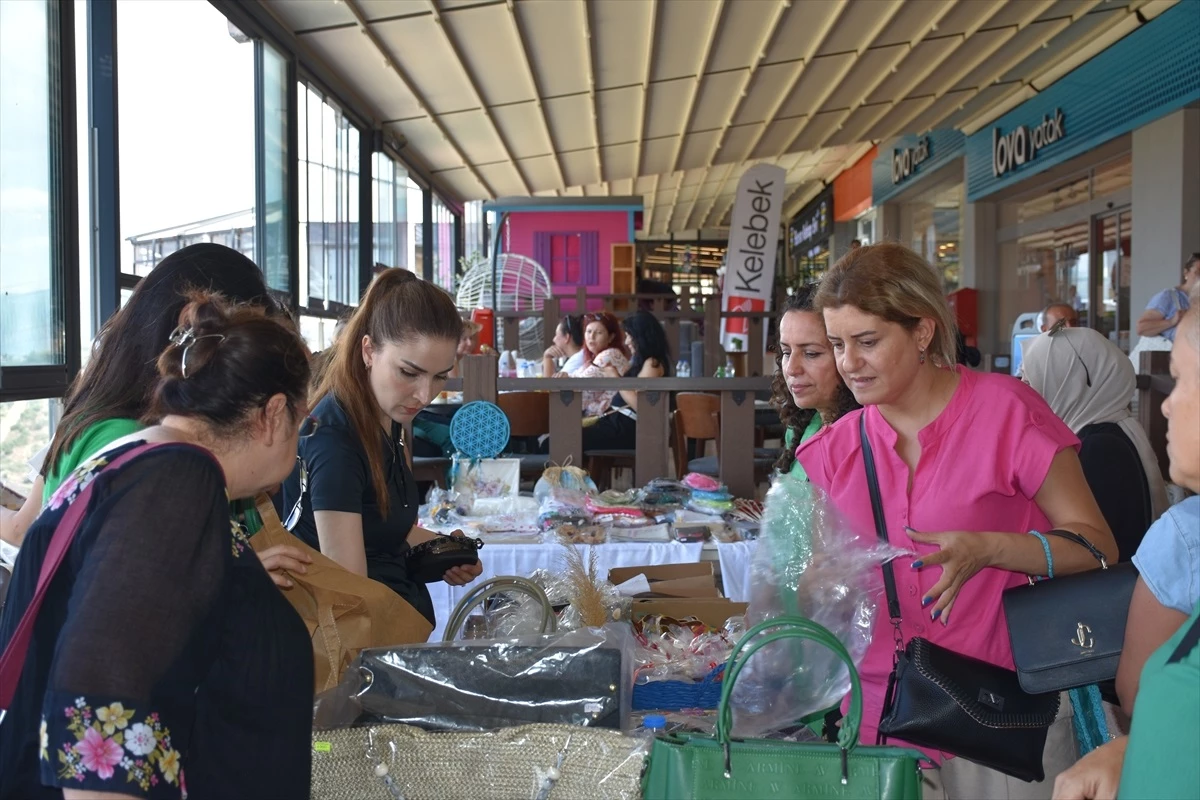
721,164 -> 786,353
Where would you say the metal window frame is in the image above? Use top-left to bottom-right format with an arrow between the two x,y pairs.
0,0 -> 81,403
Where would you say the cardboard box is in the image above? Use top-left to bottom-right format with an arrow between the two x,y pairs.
608,563 -> 721,599
631,598 -> 749,630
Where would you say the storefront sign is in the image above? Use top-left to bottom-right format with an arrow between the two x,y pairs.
892,137 -> 930,185
788,187 -> 833,252
992,109 -> 1066,178
721,164 -> 786,352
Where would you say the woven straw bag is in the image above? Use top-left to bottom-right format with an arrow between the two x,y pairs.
310,723 -> 646,800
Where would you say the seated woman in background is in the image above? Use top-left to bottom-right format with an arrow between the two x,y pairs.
1053,284 -> 1200,800
583,310 -> 671,452
0,294 -> 314,799
1022,324 -> 1169,557
571,311 -> 631,417
543,315 -> 586,377
770,285 -> 859,477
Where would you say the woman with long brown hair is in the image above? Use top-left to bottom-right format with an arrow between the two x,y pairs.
279,270 -> 482,628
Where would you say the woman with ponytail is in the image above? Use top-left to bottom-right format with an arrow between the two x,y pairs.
279,270 -> 483,630
0,293 -> 314,799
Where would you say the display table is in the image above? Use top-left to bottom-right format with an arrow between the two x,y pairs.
428,540 -> 757,641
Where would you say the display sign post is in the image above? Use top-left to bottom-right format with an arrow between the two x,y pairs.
721,164 -> 785,353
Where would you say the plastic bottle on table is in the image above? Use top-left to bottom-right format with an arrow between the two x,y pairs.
639,714 -> 667,741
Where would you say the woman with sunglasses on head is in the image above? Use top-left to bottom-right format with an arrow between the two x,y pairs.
1053,283 -> 1200,800
543,315 -> 586,378
279,270 -> 483,632
1022,324 -> 1169,558
0,294 -> 314,800
0,244 -> 309,589
569,311 -> 631,417
770,285 -> 859,477
796,243 -> 1115,798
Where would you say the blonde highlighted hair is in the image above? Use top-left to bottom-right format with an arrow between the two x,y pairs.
813,242 -> 958,368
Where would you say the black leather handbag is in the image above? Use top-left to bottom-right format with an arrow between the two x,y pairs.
861,416 -> 1060,782
1003,533 -> 1137,694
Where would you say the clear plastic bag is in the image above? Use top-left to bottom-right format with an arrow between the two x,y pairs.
313,626 -> 637,734
730,474 -> 911,737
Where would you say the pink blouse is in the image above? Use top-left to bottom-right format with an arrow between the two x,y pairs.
796,366 -> 1078,755
572,347 -> 630,417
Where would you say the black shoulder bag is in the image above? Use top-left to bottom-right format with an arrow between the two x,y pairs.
862,415 -> 1060,782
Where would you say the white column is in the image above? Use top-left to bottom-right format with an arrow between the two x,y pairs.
1131,108 -> 1200,348
963,202 -> 999,355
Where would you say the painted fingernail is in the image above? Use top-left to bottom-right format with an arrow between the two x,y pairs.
921,597 -> 933,607
904,526 -> 917,533
911,560 -> 923,569
931,609 -> 941,620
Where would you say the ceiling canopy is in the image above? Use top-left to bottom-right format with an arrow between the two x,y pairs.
264,0 -> 1171,234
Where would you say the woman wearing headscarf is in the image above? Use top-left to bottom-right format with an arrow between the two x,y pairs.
1022,325 -> 1169,558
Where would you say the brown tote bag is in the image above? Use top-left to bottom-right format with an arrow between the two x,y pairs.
249,495 -> 433,692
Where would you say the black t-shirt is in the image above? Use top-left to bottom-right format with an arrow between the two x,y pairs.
280,394 -> 432,624
1077,421 -> 1154,559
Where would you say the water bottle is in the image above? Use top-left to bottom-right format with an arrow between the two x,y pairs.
724,355 -> 735,378
639,714 -> 667,742
676,359 -> 690,378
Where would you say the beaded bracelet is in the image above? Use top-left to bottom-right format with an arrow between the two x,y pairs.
1029,530 -> 1054,580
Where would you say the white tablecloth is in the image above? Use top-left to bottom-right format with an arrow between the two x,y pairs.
428,541 -> 704,640
713,540 -> 757,603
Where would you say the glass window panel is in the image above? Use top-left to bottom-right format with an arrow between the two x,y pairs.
260,42 -> 289,292
1093,154 -> 1132,198
0,399 -> 55,497
117,0 -> 254,288
1016,173 -> 1090,222
1,0 -> 61,367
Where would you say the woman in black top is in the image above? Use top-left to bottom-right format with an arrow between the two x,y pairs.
583,310 -> 671,452
280,270 -> 483,627
0,294 -> 314,799
1022,324 -> 1170,557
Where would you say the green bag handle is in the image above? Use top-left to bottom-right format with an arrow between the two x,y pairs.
716,616 -> 864,757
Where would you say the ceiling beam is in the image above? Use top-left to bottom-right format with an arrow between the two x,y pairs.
862,0 -> 1060,143
633,0 -> 658,178
580,0 -> 604,185
426,0 -> 532,196
341,0 -> 497,197
725,0 -> 849,173
505,0 -> 567,191
809,0 -> 959,151
833,0 -> 1016,146
703,0 -> 790,170
699,162 -> 737,229
645,173 -> 661,235
679,167 -> 711,231
663,171 -> 686,234
780,0 -> 905,155
668,0 -> 727,174
781,141 -> 875,220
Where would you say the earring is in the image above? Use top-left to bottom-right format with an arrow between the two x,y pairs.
919,348 -> 927,365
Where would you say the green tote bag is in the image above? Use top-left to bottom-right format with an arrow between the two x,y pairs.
642,616 -> 927,800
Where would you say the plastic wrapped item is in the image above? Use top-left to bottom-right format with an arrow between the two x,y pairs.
314,626 -> 636,733
536,486 -> 592,531
730,474 -> 911,737
552,523 -> 607,544
424,485 -> 474,524
310,723 -> 648,800
638,478 -> 690,509
533,463 -> 599,500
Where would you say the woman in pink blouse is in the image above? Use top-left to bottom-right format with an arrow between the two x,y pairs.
571,311 -> 631,417
797,243 -> 1115,799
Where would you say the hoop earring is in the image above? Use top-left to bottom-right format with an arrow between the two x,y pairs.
918,348 -> 927,365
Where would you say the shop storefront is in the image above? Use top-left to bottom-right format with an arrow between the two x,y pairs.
786,185 -> 833,286
871,129 -> 967,292
964,0 -> 1199,356
833,146 -> 877,251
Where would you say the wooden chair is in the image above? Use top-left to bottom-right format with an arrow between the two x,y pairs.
497,391 -> 551,478
672,392 -> 775,485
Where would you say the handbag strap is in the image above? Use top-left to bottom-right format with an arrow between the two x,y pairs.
860,414 -> 902,622
717,617 -> 865,771
0,442 -> 170,720
1043,529 -> 1109,569
442,576 -> 557,642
